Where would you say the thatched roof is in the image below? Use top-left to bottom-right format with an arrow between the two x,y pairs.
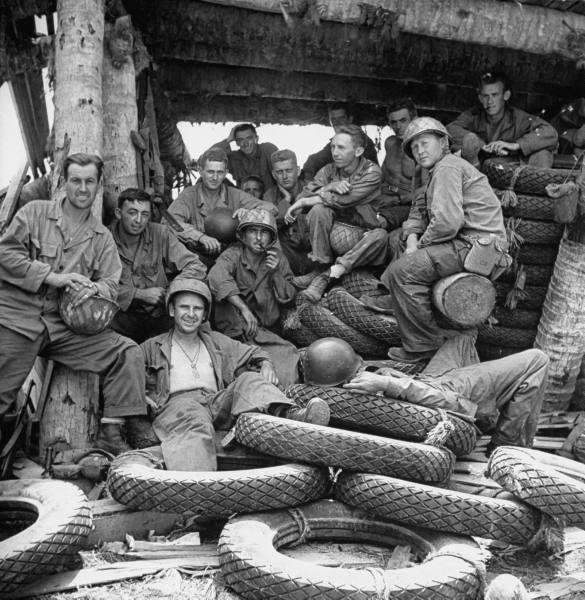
2,0 -> 585,125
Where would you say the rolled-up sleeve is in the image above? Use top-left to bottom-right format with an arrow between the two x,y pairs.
165,229 -> 207,280
516,114 -> 558,156
320,166 -> 381,209
0,206 -> 51,292
447,110 -> 480,153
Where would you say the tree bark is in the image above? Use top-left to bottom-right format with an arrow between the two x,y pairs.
535,181 -> 585,411
40,0 -> 105,457
198,0 -> 585,58
53,0 -> 105,218
102,19 -> 139,223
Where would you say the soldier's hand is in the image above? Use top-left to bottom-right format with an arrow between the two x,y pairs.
137,287 -> 166,306
66,281 -> 99,308
343,371 -> 389,394
260,361 -> 280,386
326,180 -> 351,194
199,234 -> 222,255
240,306 -> 259,338
265,250 -> 280,271
45,272 -> 93,290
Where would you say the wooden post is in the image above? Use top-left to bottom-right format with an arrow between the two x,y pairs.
535,177 -> 585,411
40,0 -> 106,458
102,17 -> 139,223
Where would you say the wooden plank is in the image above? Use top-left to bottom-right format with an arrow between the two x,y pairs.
86,498 -> 180,547
11,554 -> 219,598
0,161 -> 29,234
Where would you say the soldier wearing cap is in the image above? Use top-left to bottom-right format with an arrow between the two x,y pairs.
140,278 -> 329,471
0,153 -> 147,455
447,71 -> 557,168
208,208 -> 300,387
365,117 -> 507,363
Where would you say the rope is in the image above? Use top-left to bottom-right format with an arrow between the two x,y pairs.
500,165 -> 528,209
286,507 -> 311,547
527,512 -> 564,554
424,544 -> 489,597
424,415 -> 456,448
365,567 -> 391,600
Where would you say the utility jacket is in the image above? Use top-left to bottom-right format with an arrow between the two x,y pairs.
0,199 -> 120,340
168,181 -> 276,243
215,140 -> 278,190
141,325 -> 271,414
110,221 -> 206,315
300,157 -> 382,229
402,153 -> 506,247
447,105 -> 558,157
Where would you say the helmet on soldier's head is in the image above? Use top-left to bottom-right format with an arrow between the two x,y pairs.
165,278 -> 212,319
402,117 -> 451,160
204,207 -> 238,244
236,208 -> 277,245
301,337 -> 363,386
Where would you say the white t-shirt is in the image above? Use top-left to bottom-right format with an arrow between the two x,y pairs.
169,339 -> 218,394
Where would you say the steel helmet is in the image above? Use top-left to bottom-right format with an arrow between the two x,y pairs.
59,290 -> 118,335
301,337 -> 363,386
402,117 -> 451,160
236,208 -> 277,245
165,278 -> 212,319
204,207 -> 238,244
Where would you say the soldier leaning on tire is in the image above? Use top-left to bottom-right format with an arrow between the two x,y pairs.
139,278 -> 330,471
344,333 -> 549,456
0,153 -> 147,455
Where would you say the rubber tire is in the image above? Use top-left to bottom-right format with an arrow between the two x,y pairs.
508,218 -> 564,245
362,358 -> 426,376
499,264 -> 553,286
107,450 -> 331,518
285,383 -> 477,457
491,306 -> 542,330
477,325 -> 536,349
298,301 -> 389,358
0,479 -> 93,594
334,472 -> 541,546
328,287 -> 401,345
219,499 -> 484,600
484,158 -> 576,195
340,269 -> 385,298
476,343 -> 523,361
495,191 -> 555,221
487,446 -> 585,527
494,282 -> 547,311
516,244 -> 559,265
281,320 -> 320,348
235,413 -> 455,483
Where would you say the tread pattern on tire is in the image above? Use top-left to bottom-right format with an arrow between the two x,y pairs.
235,413 -> 455,483
340,270 -> 385,299
477,325 -> 536,349
499,264 -> 553,286
298,301 -> 389,358
334,472 -> 541,546
487,446 -> 585,527
285,383 -> 477,457
507,218 -> 564,245
0,479 -> 92,594
218,499 -> 484,600
495,191 -> 555,221
516,244 -> 559,265
494,282 -> 547,311
327,287 -> 401,345
107,452 -> 330,518
484,159 -> 576,195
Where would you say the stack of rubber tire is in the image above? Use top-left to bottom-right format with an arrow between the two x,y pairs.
105,379 -> 585,600
282,269 -> 400,360
478,158 -> 575,360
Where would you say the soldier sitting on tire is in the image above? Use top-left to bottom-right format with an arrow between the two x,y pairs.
139,278 -> 330,471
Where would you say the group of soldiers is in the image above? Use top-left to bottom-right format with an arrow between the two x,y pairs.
2,69 -> 574,472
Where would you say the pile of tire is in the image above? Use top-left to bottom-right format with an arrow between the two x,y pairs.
281,269 -> 400,359
478,158 -> 574,360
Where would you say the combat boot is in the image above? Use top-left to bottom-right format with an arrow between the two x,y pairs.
282,397 -> 330,426
298,272 -> 331,303
95,422 -> 132,455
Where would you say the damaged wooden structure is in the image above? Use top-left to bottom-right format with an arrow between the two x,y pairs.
2,0 -> 585,435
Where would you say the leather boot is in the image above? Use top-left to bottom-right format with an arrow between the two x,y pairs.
282,397 -> 330,426
292,270 -> 322,290
299,272 -> 331,303
95,423 -> 132,456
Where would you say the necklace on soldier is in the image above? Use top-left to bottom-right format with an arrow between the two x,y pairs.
173,335 -> 202,377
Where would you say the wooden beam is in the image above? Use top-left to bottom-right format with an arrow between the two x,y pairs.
0,161 -> 29,234
195,0 -> 585,58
